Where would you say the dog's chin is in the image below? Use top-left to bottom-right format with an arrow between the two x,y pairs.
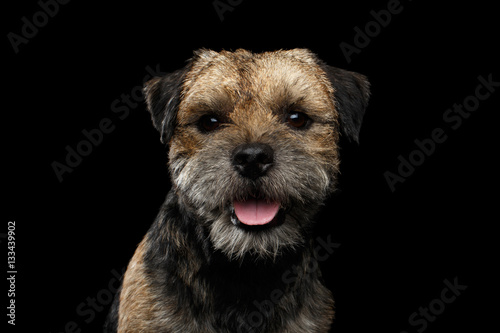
208,205 -> 307,262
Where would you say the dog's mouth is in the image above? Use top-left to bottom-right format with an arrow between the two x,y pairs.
230,198 -> 285,229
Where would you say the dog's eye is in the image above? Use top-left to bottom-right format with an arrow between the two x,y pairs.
198,115 -> 221,132
286,112 -> 310,129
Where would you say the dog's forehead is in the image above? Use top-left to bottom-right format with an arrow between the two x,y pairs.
178,49 -> 336,122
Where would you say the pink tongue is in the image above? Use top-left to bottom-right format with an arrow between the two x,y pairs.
233,199 -> 280,226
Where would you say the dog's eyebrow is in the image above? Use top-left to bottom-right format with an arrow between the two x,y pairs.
284,96 -> 307,111
268,89 -> 331,120
179,89 -> 234,125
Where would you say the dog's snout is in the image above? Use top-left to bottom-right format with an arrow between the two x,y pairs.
232,143 -> 274,180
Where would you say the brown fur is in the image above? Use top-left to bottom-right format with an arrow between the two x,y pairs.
107,49 -> 370,333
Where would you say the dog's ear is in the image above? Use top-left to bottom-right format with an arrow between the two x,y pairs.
143,67 -> 189,144
321,65 -> 370,143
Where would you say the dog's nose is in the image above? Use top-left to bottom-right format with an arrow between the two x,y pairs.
232,143 -> 274,180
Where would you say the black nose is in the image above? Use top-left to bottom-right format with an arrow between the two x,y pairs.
232,143 -> 274,180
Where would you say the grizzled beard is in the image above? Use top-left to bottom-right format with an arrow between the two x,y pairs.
172,186 -> 322,263
169,147 -> 335,262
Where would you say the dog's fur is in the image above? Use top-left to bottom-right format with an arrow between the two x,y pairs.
104,49 -> 370,333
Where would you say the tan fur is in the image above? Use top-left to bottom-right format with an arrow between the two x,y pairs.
111,48 -> 370,333
118,239 -> 158,332
172,49 -> 341,192
118,237 -> 211,333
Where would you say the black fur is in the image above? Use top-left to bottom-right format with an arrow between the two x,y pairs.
104,191 -> 328,333
319,64 -> 370,143
143,66 -> 191,144
105,49 -> 369,332
143,192 -> 321,333
103,285 -> 121,333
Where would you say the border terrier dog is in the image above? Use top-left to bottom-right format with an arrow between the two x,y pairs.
105,48 -> 369,333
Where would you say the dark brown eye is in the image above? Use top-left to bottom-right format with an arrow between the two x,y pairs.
286,112 -> 310,129
198,115 -> 221,132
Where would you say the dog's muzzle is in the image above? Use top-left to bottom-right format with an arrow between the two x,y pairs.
230,143 -> 283,227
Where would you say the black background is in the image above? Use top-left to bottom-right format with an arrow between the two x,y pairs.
4,0 -> 498,332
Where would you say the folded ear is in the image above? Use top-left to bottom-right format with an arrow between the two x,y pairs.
321,65 -> 370,143
143,67 -> 189,144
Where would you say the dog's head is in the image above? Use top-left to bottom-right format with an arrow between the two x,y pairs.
144,49 -> 370,260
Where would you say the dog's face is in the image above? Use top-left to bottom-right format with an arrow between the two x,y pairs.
144,49 -> 369,260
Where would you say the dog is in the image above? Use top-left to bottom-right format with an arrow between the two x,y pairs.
104,48 -> 370,333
